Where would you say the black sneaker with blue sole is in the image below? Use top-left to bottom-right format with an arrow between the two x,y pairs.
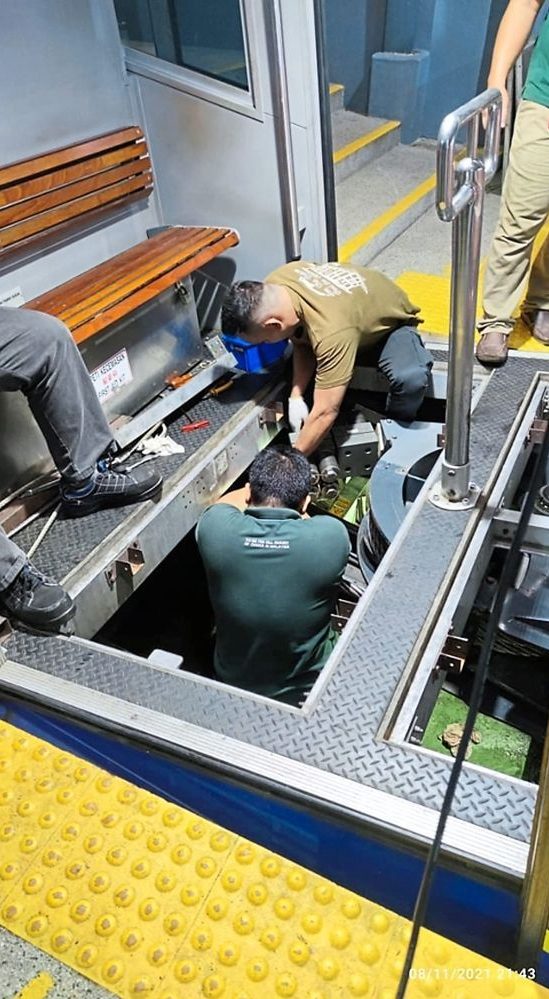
0,563 -> 75,631
61,461 -> 163,518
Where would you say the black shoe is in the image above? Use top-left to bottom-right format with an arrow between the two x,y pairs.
0,563 -> 75,631
61,460 -> 163,518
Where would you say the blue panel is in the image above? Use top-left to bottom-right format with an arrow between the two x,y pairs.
369,50 -> 429,143
0,695 -> 541,980
324,0 -> 387,113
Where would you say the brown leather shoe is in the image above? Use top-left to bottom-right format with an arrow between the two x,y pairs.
475,328 -> 509,366
532,309 -> 549,345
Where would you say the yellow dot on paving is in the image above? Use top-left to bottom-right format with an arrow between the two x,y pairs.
219,942 -> 241,966
317,957 -> 340,981
260,926 -> 282,951
288,940 -> 309,965
102,959 -> 125,984
246,957 -> 269,982
276,972 -> 297,996
286,867 -> 307,891
76,944 -> 98,968
274,897 -> 295,920
342,898 -> 362,919
313,884 -> 333,905
211,831 -> 231,852
147,943 -> 169,966
191,926 -> 213,951
121,929 -> 143,951
202,975 -> 227,997
329,924 -> 351,949
222,869 -> 242,892
301,912 -> 323,934
174,960 -> 197,983
233,912 -> 255,937
247,882 -> 268,906
196,856 -> 217,878
26,915 -> 48,938
260,855 -> 281,878
348,972 -> 371,996
207,898 -> 228,921
370,911 -> 390,933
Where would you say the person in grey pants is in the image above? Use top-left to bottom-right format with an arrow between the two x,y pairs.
0,307 -> 162,631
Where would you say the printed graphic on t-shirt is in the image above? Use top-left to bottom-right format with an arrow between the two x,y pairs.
296,263 -> 368,297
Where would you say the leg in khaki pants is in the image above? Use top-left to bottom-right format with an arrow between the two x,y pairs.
477,100 -> 549,363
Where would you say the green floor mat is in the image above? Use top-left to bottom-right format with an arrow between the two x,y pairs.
422,689 -> 539,780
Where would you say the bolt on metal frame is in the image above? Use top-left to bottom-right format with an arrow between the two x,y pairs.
431,88 -> 502,508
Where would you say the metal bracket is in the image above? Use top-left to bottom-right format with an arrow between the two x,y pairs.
436,635 -> 469,674
437,425 -> 446,448
429,480 -> 480,510
259,401 -> 284,428
105,541 -> 145,589
527,417 -> 548,446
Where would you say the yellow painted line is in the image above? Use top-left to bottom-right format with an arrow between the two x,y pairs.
13,972 -> 54,999
339,172 -> 437,263
545,927 -> 549,952
329,83 -> 343,95
333,120 -> 400,165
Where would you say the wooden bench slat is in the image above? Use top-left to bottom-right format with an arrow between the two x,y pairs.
26,227 -> 239,344
62,230 -> 224,327
0,144 -> 149,209
0,158 -> 152,227
70,231 -> 240,344
0,127 -> 144,187
37,229 -> 231,329
29,227 -> 205,319
0,174 -> 153,250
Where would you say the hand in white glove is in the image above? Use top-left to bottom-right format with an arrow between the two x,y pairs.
288,395 -> 309,432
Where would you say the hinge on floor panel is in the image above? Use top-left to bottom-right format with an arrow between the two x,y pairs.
105,540 -> 145,588
436,635 -> 469,674
258,401 -> 284,428
527,417 -> 548,446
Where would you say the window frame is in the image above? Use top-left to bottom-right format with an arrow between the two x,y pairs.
121,0 -> 263,121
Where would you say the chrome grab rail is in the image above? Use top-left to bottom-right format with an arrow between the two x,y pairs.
431,88 -> 502,509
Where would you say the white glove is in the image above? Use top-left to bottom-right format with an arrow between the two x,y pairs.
288,395 -> 309,432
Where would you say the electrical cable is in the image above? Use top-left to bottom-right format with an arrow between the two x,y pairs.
396,409 -> 549,998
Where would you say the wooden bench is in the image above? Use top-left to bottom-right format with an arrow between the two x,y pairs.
0,126 -> 239,341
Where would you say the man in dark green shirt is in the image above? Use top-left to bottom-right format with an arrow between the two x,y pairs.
196,446 -> 350,705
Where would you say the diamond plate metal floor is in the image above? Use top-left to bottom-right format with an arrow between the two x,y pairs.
2,357 -> 546,851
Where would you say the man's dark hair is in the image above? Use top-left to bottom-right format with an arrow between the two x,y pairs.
249,446 -> 311,509
221,281 -> 265,335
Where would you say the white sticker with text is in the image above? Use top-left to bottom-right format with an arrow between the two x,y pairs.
91,348 -> 133,405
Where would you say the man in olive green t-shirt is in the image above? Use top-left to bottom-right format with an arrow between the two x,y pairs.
477,0 -> 549,365
221,260 -> 432,456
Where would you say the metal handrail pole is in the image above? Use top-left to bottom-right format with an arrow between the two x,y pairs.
432,89 -> 501,506
442,157 -> 485,499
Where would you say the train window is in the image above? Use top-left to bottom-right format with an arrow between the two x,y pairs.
114,0 -> 250,92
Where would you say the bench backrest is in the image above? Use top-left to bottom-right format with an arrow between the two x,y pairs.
0,127 -> 152,258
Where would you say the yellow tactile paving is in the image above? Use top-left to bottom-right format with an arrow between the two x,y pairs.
0,720 -> 548,998
397,217 -> 549,354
